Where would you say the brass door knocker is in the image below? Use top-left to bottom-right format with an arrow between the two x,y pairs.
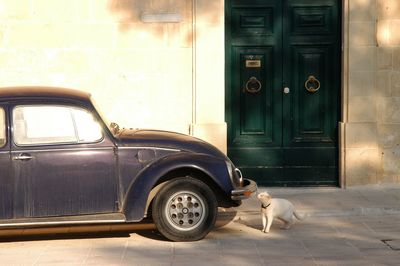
244,76 -> 262,94
304,75 -> 320,93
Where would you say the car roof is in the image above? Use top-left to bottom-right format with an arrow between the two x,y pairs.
0,86 -> 91,102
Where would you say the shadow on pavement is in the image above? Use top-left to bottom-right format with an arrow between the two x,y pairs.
0,231 -> 131,243
233,216 -> 262,231
0,210 -> 237,243
215,208 -> 237,227
0,222 -> 153,243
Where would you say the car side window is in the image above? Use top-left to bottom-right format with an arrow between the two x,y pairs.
12,105 -> 102,146
0,108 -> 6,147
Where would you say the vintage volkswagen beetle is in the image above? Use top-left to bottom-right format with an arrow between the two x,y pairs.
0,86 -> 257,241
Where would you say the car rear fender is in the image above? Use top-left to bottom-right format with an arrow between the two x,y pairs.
121,152 -> 232,222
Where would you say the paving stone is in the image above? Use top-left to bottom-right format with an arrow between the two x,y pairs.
312,258 -> 370,266
1,185 -> 400,265
383,239 -> 400,250
364,254 -> 400,266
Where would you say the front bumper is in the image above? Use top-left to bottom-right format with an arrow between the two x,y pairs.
231,178 -> 258,201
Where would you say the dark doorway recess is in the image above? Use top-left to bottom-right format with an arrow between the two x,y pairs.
225,0 -> 341,186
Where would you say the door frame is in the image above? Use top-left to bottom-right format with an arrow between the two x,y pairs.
339,0 -> 349,188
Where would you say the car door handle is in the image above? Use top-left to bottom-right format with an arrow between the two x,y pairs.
13,153 -> 33,161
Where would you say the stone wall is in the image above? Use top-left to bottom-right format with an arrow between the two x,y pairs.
376,0 -> 400,183
0,0 -> 227,152
344,0 -> 400,185
3,0 -> 400,185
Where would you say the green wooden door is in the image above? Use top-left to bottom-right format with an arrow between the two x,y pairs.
226,0 -> 340,186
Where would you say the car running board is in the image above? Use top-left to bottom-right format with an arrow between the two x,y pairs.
0,213 -> 126,228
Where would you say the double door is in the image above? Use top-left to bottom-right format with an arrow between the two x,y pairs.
226,0 -> 341,185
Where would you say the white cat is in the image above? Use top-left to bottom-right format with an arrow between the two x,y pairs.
257,192 -> 303,233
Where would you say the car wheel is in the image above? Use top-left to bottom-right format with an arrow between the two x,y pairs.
152,177 -> 217,241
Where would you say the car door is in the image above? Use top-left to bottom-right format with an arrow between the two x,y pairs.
0,105 -> 12,219
11,103 -> 118,218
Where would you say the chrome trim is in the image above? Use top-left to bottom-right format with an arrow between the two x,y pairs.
0,219 -> 126,228
13,154 -> 33,161
0,213 -> 132,228
118,146 -> 180,152
231,179 -> 258,201
10,146 -> 113,154
235,168 -> 244,184
226,161 -> 233,179
13,137 -> 105,148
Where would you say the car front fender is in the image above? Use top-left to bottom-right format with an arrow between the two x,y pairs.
121,152 -> 233,222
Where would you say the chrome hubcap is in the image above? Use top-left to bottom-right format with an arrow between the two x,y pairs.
165,191 -> 205,231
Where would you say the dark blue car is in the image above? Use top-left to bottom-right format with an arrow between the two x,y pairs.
0,86 -> 257,241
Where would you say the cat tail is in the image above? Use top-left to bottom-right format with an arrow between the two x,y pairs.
293,210 -> 305,220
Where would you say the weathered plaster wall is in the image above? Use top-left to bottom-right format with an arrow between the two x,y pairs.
344,0 -> 400,185
0,0 -> 227,152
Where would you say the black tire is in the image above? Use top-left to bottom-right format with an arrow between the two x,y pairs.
152,177 -> 217,241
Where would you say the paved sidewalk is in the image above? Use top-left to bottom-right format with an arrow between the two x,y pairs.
233,184 -> 400,217
0,185 -> 400,265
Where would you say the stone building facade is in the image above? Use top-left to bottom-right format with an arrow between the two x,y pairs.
344,0 -> 400,185
0,0 -> 399,186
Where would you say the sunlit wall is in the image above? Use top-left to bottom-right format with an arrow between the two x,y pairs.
376,0 -> 400,184
344,0 -> 400,185
0,0 -> 226,152
3,0 -> 400,185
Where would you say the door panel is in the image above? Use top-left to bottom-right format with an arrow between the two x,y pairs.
232,6 -> 274,35
282,0 -> 340,184
287,45 -> 336,144
290,6 -> 335,35
227,0 -> 283,176
12,147 -> 117,218
232,47 -> 276,144
226,0 -> 340,186
0,151 -> 12,219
